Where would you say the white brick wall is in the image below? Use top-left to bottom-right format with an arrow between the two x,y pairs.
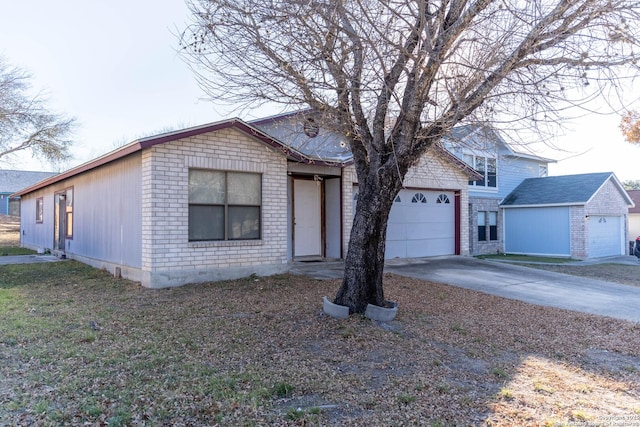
140,128 -> 289,287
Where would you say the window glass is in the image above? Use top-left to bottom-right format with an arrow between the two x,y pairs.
489,211 -> 498,241
539,164 -> 548,177
189,170 -> 225,204
36,198 -> 43,223
487,158 -> 497,187
437,194 -> 450,204
475,157 -> 486,186
478,211 -> 487,241
228,206 -> 260,239
227,172 -> 261,205
189,205 -> 224,241
188,170 -> 261,241
411,193 -> 427,203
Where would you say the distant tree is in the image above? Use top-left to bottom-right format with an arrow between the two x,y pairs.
183,0 -> 640,313
623,180 -> 640,190
0,56 -> 75,164
620,110 -> 640,144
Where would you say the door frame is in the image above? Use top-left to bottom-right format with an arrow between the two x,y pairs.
292,176 -> 324,258
53,187 -> 73,252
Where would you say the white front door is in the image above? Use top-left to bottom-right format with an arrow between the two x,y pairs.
294,179 -> 322,257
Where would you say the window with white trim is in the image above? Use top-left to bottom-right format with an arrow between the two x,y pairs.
539,164 -> 548,177
188,169 -> 261,241
464,154 -> 497,188
478,211 -> 498,241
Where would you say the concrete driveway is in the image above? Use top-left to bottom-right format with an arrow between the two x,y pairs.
292,256 -> 640,323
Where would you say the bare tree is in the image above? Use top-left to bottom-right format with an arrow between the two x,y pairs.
181,0 -> 640,313
0,56 -> 74,164
620,110 -> 640,144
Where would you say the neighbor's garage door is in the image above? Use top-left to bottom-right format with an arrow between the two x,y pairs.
588,215 -> 623,258
385,189 -> 455,259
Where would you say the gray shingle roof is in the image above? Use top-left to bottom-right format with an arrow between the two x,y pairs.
500,172 -> 616,206
0,170 -> 57,194
628,190 -> 640,214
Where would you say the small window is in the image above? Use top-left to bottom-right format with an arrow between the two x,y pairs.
353,192 -> 358,201
465,154 -> 497,188
411,193 -> 427,203
539,165 -> 548,177
478,211 -> 487,241
478,211 -> 498,242
394,195 -> 401,203
65,189 -> 73,238
36,198 -> 43,223
488,211 -> 498,241
437,194 -> 450,204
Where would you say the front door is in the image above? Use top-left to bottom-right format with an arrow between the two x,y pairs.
54,192 -> 67,251
293,179 -> 322,257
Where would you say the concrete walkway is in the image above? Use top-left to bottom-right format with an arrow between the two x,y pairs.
0,254 -> 62,265
291,255 -> 640,323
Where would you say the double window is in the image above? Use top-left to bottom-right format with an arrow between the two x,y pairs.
464,154 -> 497,188
478,211 -> 498,241
188,169 -> 262,241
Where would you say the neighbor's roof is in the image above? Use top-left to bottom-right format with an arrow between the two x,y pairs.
0,170 -> 57,193
444,124 -> 556,163
500,172 -> 634,207
628,190 -> 640,214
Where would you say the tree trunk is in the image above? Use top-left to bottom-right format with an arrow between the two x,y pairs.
334,180 -> 396,313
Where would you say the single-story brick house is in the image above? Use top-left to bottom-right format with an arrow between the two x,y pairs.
500,172 -> 634,259
14,113 -> 480,288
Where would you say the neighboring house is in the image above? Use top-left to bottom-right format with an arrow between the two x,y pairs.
442,125 -> 555,255
500,172 -> 634,259
1,170 -> 57,216
15,113 -> 480,288
628,190 -> 640,242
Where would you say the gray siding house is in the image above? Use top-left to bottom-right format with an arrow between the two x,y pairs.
1,170 -> 57,216
442,125 -> 555,255
501,172 -> 634,259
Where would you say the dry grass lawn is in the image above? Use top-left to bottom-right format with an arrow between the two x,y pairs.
1,216 -> 639,425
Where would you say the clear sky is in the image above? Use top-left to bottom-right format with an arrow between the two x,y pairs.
1,1 -> 639,181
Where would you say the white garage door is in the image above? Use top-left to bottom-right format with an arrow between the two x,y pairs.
588,215 -> 623,258
386,189 -> 455,259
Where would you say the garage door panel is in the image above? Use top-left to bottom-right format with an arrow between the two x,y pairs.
385,190 -> 455,259
588,216 -> 622,258
386,241 -> 406,259
386,223 -> 407,241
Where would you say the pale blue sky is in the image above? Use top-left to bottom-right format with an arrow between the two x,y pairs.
1,1 -> 638,181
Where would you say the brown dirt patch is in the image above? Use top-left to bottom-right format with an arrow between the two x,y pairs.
0,215 -> 20,246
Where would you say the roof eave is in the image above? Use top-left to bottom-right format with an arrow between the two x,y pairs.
14,118 -> 353,197
500,202 -> 587,208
